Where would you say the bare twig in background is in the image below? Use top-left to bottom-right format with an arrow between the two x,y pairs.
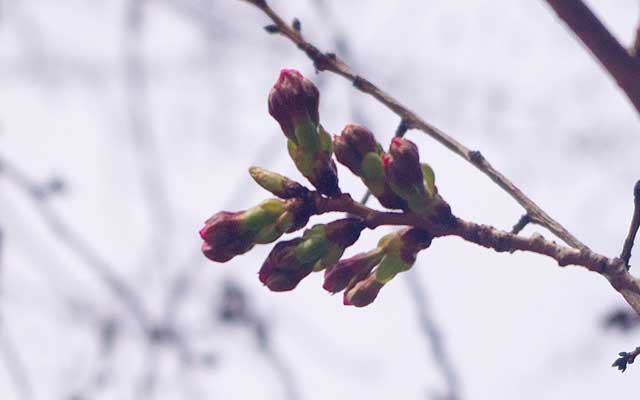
241,0 -> 586,250
218,281 -> 300,400
124,0 -> 174,275
621,180 -> 640,268
405,269 -> 461,400
0,228 -> 34,400
543,0 -> 640,115
0,156 -> 152,333
510,214 -> 532,235
603,307 -> 640,332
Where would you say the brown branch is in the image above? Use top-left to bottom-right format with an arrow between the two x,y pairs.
621,181 -> 640,268
311,192 -> 640,314
543,0 -> 640,115
241,0 -> 586,249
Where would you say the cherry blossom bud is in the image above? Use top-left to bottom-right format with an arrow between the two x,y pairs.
374,228 -> 432,283
343,273 -> 384,307
268,69 -> 319,143
323,248 -> 384,294
384,137 -> 433,213
200,211 -> 255,263
270,70 -> 340,197
259,238 -> 315,292
200,198 -> 310,263
333,125 -> 407,210
333,125 -> 380,175
249,166 -> 308,199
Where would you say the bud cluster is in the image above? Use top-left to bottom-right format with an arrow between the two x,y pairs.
268,69 -> 340,197
199,68 -> 455,309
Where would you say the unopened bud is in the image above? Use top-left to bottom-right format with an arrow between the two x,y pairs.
333,125 -> 381,175
375,228 -> 432,283
259,238 -> 314,291
323,248 -> 384,293
249,166 -> 308,199
325,218 -> 366,247
384,137 -> 433,213
268,69 -> 319,143
343,273 -> 384,307
334,125 -> 406,209
200,211 -> 255,263
200,198 -> 311,263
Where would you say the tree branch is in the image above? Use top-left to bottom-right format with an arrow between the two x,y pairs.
621,180 -> 640,268
241,0 -> 586,249
543,0 -> 640,115
311,192 -> 640,314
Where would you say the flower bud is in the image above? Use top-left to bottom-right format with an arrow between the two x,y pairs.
268,69 -> 319,143
200,211 -> 255,263
259,238 -> 314,291
285,118 -> 340,197
323,248 -> 384,293
384,137 -> 433,213
333,125 -> 407,210
343,273 -> 384,307
249,166 -> 308,199
333,125 -> 381,175
259,218 -> 365,292
200,198 -> 311,263
374,228 -> 432,283
325,217 -> 366,247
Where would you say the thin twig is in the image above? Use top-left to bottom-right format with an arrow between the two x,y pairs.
0,156 -> 152,333
621,180 -> 640,268
0,228 -> 34,400
241,0 -> 586,249
612,346 -> 640,372
511,214 -> 532,235
405,269 -> 461,400
543,0 -> 640,115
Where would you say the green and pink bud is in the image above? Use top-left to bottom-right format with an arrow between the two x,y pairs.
343,273 -> 384,307
333,125 -> 407,210
258,218 -> 365,292
259,238 -> 315,291
323,248 -> 384,294
269,69 -> 340,197
268,69 -> 319,143
383,137 -> 435,214
341,228 -> 433,307
200,198 -> 311,263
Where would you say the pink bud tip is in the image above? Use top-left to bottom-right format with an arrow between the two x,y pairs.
391,137 -> 403,147
277,68 -> 304,83
382,154 -> 391,167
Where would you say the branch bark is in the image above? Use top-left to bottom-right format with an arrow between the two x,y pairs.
241,0 -> 586,249
311,192 -> 640,314
543,0 -> 640,115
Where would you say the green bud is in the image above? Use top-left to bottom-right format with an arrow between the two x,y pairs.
249,166 -> 308,199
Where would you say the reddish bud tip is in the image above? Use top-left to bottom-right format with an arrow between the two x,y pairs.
382,153 -> 391,167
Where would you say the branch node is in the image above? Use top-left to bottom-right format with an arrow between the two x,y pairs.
468,150 -> 484,164
292,18 -> 301,32
263,24 -> 279,34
